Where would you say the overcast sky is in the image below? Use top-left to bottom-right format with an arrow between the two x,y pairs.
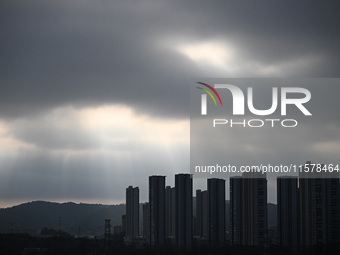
1,0 -> 340,207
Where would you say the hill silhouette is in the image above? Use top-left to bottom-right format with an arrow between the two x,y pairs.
0,200 -> 277,236
0,201 -> 125,236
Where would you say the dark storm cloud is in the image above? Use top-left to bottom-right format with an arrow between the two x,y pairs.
175,1 -> 340,67
1,0 -> 340,119
0,0 -> 197,119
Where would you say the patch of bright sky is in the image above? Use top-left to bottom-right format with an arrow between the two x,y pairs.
172,39 -> 320,77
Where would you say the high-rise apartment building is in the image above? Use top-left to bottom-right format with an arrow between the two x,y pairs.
230,172 -> 267,246
208,178 -> 226,245
175,174 -> 193,249
277,176 -> 299,248
149,175 -> 166,246
299,162 -> 340,246
165,186 -> 176,237
143,202 -> 150,241
229,176 -> 242,245
126,186 -> 139,239
196,189 -> 208,238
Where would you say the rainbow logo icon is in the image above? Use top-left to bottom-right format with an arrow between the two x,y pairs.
196,82 -> 223,106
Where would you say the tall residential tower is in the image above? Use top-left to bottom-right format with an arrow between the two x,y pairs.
126,186 -> 139,239
277,176 -> 299,248
208,178 -> 226,245
230,172 -> 267,246
175,174 -> 193,249
149,175 -> 166,246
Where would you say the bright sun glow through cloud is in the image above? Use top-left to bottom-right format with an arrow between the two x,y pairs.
0,105 -> 189,155
175,40 -> 320,77
177,41 -> 234,70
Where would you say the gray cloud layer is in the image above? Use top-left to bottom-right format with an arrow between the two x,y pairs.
1,0 -> 340,206
2,0 -> 340,119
